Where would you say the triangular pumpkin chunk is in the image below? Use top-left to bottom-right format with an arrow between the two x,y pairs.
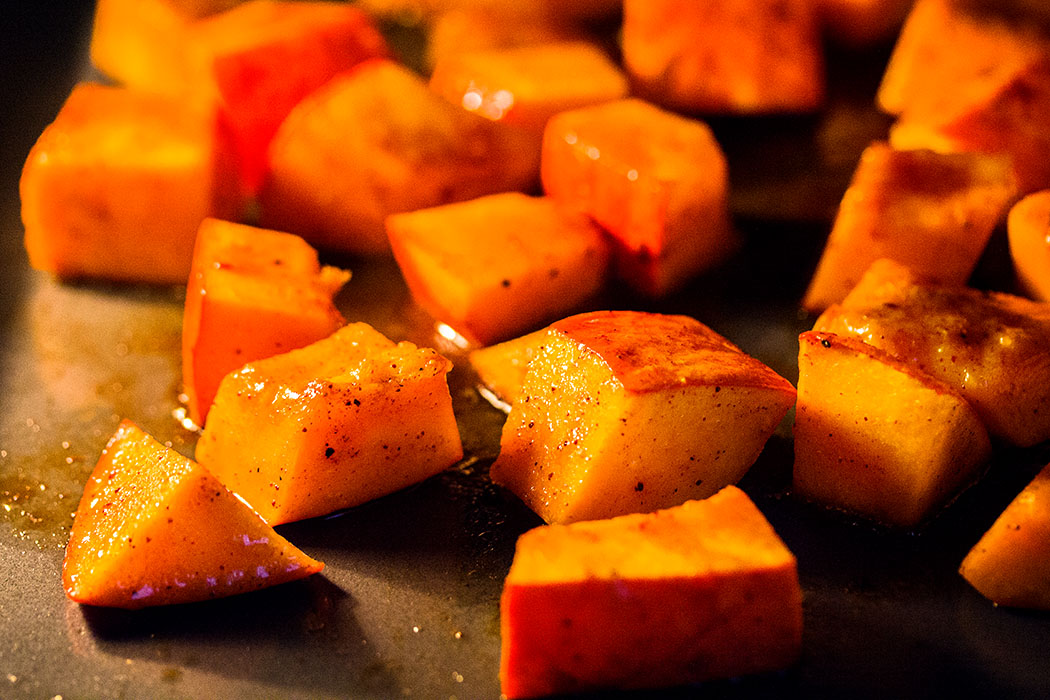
63,420 -> 323,609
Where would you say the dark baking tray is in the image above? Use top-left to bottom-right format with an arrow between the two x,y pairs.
2,3 -> 1049,699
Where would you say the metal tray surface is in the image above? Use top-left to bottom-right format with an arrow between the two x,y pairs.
3,4 -> 1050,700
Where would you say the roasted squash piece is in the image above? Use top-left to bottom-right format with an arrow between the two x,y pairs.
1008,190 -> 1050,301
490,311 -> 796,524
430,41 -> 628,134
195,323 -> 463,525
542,99 -> 734,297
260,59 -> 538,255
90,0 -> 233,92
63,420 -> 323,609
468,328 -> 550,407
816,261 -> 1050,446
188,1 -> 389,193
793,331 -> 991,528
876,0 -> 1047,116
21,83 -> 243,284
622,0 -> 824,114
500,486 -> 802,698
182,217 -> 348,426
425,8 -> 587,70
802,142 -> 1016,312
880,0 -> 1050,192
960,462 -> 1050,610
386,193 -> 610,346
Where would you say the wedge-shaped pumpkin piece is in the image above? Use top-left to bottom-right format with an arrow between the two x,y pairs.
430,41 -> 628,134
500,486 -> 802,699
468,328 -> 550,408
1008,190 -> 1050,301
793,331 -> 991,528
802,142 -> 1016,312
622,0 -> 824,114
960,462 -> 1050,610
818,0 -> 913,47
386,193 -> 610,346
490,311 -> 796,524
542,99 -> 734,297
63,420 -> 323,609
816,259 -> 1050,446
182,218 -> 348,426
195,323 -> 464,525
876,0 -> 1046,116
188,1 -> 389,193
260,59 -> 538,255
880,0 -> 1050,192
21,83 -> 242,284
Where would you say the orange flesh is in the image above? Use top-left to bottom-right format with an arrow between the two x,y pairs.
793,331 -> 991,528
500,487 -> 802,698
802,142 -> 1017,312
195,323 -> 464,525
1008,190 -> 1050,301
541,98 -> 734,297
816,269 -> 1050,446
181,217 -> 348,426
429,41 -> 628,133
622,0 -> 824,114
62,420 -> 323,609
260,59 -> 539,255
21,83 -> 242,284
960,462 -> 1050,609
491,310 -> 796,524
386,193 -> 610,346
190,1 -> 389,192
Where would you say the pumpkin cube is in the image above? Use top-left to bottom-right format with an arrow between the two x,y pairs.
877,0 -> 1048,116
21,83 -> 243,284
386,193 -> 610,346
793,331 -> 991,528
1008,190 -> 1050,301
181,217 -> 348,426
490,311 -> 796,524
90,0 -> 233,92
960,462 -> 1050,610
500,486 -> 803,698
63,420 -> 323,609
468,328 -> 550,408
188,0 -> 389,193
816,259 -> 1050,446
194,323 -> 464,525
260,59 -> 538,255
621,0 -> 824,114
429,41 -> 628,135
802,142 -> 1016,312
541,99 -> 734,297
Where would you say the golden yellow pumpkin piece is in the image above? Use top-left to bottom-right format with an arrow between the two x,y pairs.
195,323 -> 463,525
960,462 -> 1050,610
489,310 -> 796,524
793,331 -> 991,528
468,328 -> 550,408
816,259 -> 1050,446
1007,190 -> 1050,302
802,142 -> 1016,312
